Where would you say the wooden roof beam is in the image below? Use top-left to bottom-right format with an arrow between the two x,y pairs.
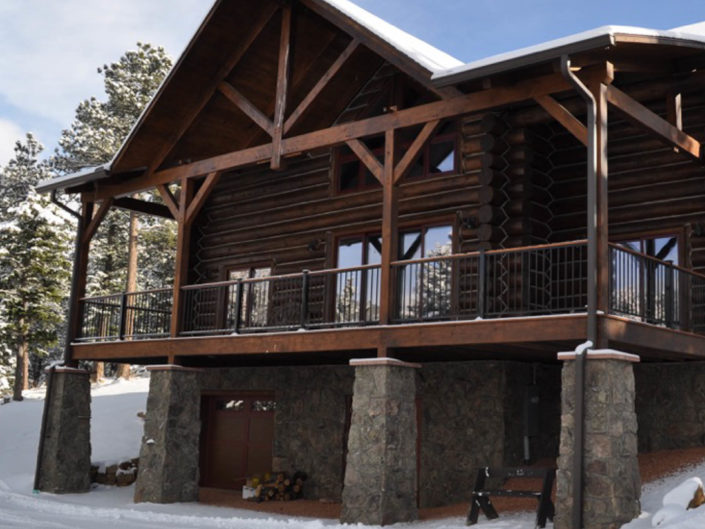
185,171 -> 221,226
82,198 -> 113,245
346,138 -> 383,182
135,3 -> 279,179
92,70 -> 590,199
534,94 -> 588,146
284,38 -> 359,134
113,196 -> 174,220
271,3 -> 292,170
393,119 -> 440,183
605,83 -> 702,161
156,184 -> 180,220
218,82 -> 274,136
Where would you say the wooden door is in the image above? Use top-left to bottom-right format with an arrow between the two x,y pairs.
200,393 -> 275,490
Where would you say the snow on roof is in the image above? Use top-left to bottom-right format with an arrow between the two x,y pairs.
320,0 -> 463,73
433,25 -> 705,85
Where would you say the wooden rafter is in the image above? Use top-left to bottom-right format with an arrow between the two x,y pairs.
605,83 -> 701,161
133,4 -> 279,179
156,184 -> 180,220
92,70 -> 605,200
346,139 -> 383,182
393,119 -> 440,183
219,82 -> 274,136
534,94 -> 588,146
284,39 -> 359,134
82,198 -> 113,245
113,197 -> 173,219
185,172 -> 221,226
271,4 -> 292,170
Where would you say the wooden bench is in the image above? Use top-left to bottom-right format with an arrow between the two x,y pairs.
466,466 -> 555,528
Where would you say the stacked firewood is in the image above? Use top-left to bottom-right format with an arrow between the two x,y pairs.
249,471 -> 307,502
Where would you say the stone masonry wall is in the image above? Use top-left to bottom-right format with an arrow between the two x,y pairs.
555,358 -> 640,529
201,365 -> 353,501
134,368 -> 201,503
418,362 -> 561,508
635,362 -> 705,452
38,369 -> 91,493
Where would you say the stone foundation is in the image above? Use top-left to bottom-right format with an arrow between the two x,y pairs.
555,354 -> 641,529
341,358 -> 419,525
134,366 -> 201,503
36,367 -> 91,493
635,362 -> 705,451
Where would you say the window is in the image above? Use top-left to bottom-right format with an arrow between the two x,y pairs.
615,235 -> 679,265
336,234 -> 382,323
227,266 -> 271,328
335,122 -> 458,193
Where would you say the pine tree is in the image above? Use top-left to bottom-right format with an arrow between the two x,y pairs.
52,43 -> 175,379
0,137 -> 71,400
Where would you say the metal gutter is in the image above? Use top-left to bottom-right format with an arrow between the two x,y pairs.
560,54 -> 597,529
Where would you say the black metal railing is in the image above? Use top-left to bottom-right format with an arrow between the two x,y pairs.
609,244 -> 705,333
392,241 -> 589,322
78,288 -> 172,342
179,264 -> 381,336
76,239 -> 705,342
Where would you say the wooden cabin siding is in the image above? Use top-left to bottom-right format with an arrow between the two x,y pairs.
191,116 -> 485,282
545,90 -> 705,274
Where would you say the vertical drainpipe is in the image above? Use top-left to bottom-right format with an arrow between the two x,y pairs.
50,190 -> 82,365
560,55 -> 598,529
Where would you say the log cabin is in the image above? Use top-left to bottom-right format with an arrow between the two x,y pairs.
35,1 -> 705,528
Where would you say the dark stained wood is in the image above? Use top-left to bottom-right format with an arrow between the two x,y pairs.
605,83 -> 701,160
534,95 -> 588,146
379,129 -> 398,326
271,4 -> 292,170
67,200 -> 94,366
218,82 -> 274,136
171,177 -> 195,338
185,172 -> 221,226
82,198 -> 113,245
594,81 -> 610,348
157,184 -> 180,220
113,197 -> 173,219
345,138 -> 383,182
70,314 -> 590,361
284,38 -> 359,134
394,119 -> 440,183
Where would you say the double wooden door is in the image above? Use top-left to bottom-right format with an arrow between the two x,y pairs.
200,393 -> 275,489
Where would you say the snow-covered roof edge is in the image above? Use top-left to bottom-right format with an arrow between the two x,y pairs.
318,0 -> 463,73
36,163 -> 111,194
433,25 -> 705,86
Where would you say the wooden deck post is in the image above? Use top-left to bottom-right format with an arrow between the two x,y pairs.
379,129 -> 399,332
170,177 -> 195,342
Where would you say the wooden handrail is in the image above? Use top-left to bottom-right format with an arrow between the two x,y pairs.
609,243 -> 705,281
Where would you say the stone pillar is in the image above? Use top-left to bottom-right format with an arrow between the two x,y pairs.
555,350 -> 641,529
341,358 -> 420,526
36,367 -> 91,493
134,366 -> 201,503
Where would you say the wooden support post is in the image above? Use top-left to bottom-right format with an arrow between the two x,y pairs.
170,177 -> 195,339
593,82 -> 610,348
379,129 -> 398,330
271,4 -> 292,170
65,200 -> 94,366
667,90 -> 682,153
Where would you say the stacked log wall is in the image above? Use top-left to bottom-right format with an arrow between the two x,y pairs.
192,128 -> 484,282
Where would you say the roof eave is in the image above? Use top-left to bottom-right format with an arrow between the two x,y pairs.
36,165 -> 111,194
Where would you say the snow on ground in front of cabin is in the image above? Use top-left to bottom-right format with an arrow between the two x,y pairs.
1,376 -> 704,529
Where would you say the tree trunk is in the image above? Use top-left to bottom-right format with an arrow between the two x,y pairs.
12,334 -> 28,401
116,210 -> 139,380
93,361 -> 104,383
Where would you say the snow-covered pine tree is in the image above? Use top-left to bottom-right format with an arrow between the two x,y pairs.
0,137 -> 71,400
52,43 -> 175,379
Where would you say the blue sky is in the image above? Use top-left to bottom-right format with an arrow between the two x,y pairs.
1,0 -> 704,166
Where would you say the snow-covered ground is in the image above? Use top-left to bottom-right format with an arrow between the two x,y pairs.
0,376 -> 704,529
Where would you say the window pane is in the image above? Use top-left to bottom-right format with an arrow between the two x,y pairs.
229,269 -> 249,281
217,399 -> 245,411
400,231 -> 422,260
252,400 -> 276,412
429,140 -> 455,174
338,238 -> 363,268
340,160 -> 360,191
366,235 -> 382,265
363,169 -> 378,187
424,225 -> 453,257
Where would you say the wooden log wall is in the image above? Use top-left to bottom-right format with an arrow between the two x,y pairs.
542,91 -> 705,275
192,133 -> 483,283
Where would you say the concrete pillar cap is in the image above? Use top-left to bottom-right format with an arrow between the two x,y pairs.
349,357 -> 421,369
557,349 -> 640,363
